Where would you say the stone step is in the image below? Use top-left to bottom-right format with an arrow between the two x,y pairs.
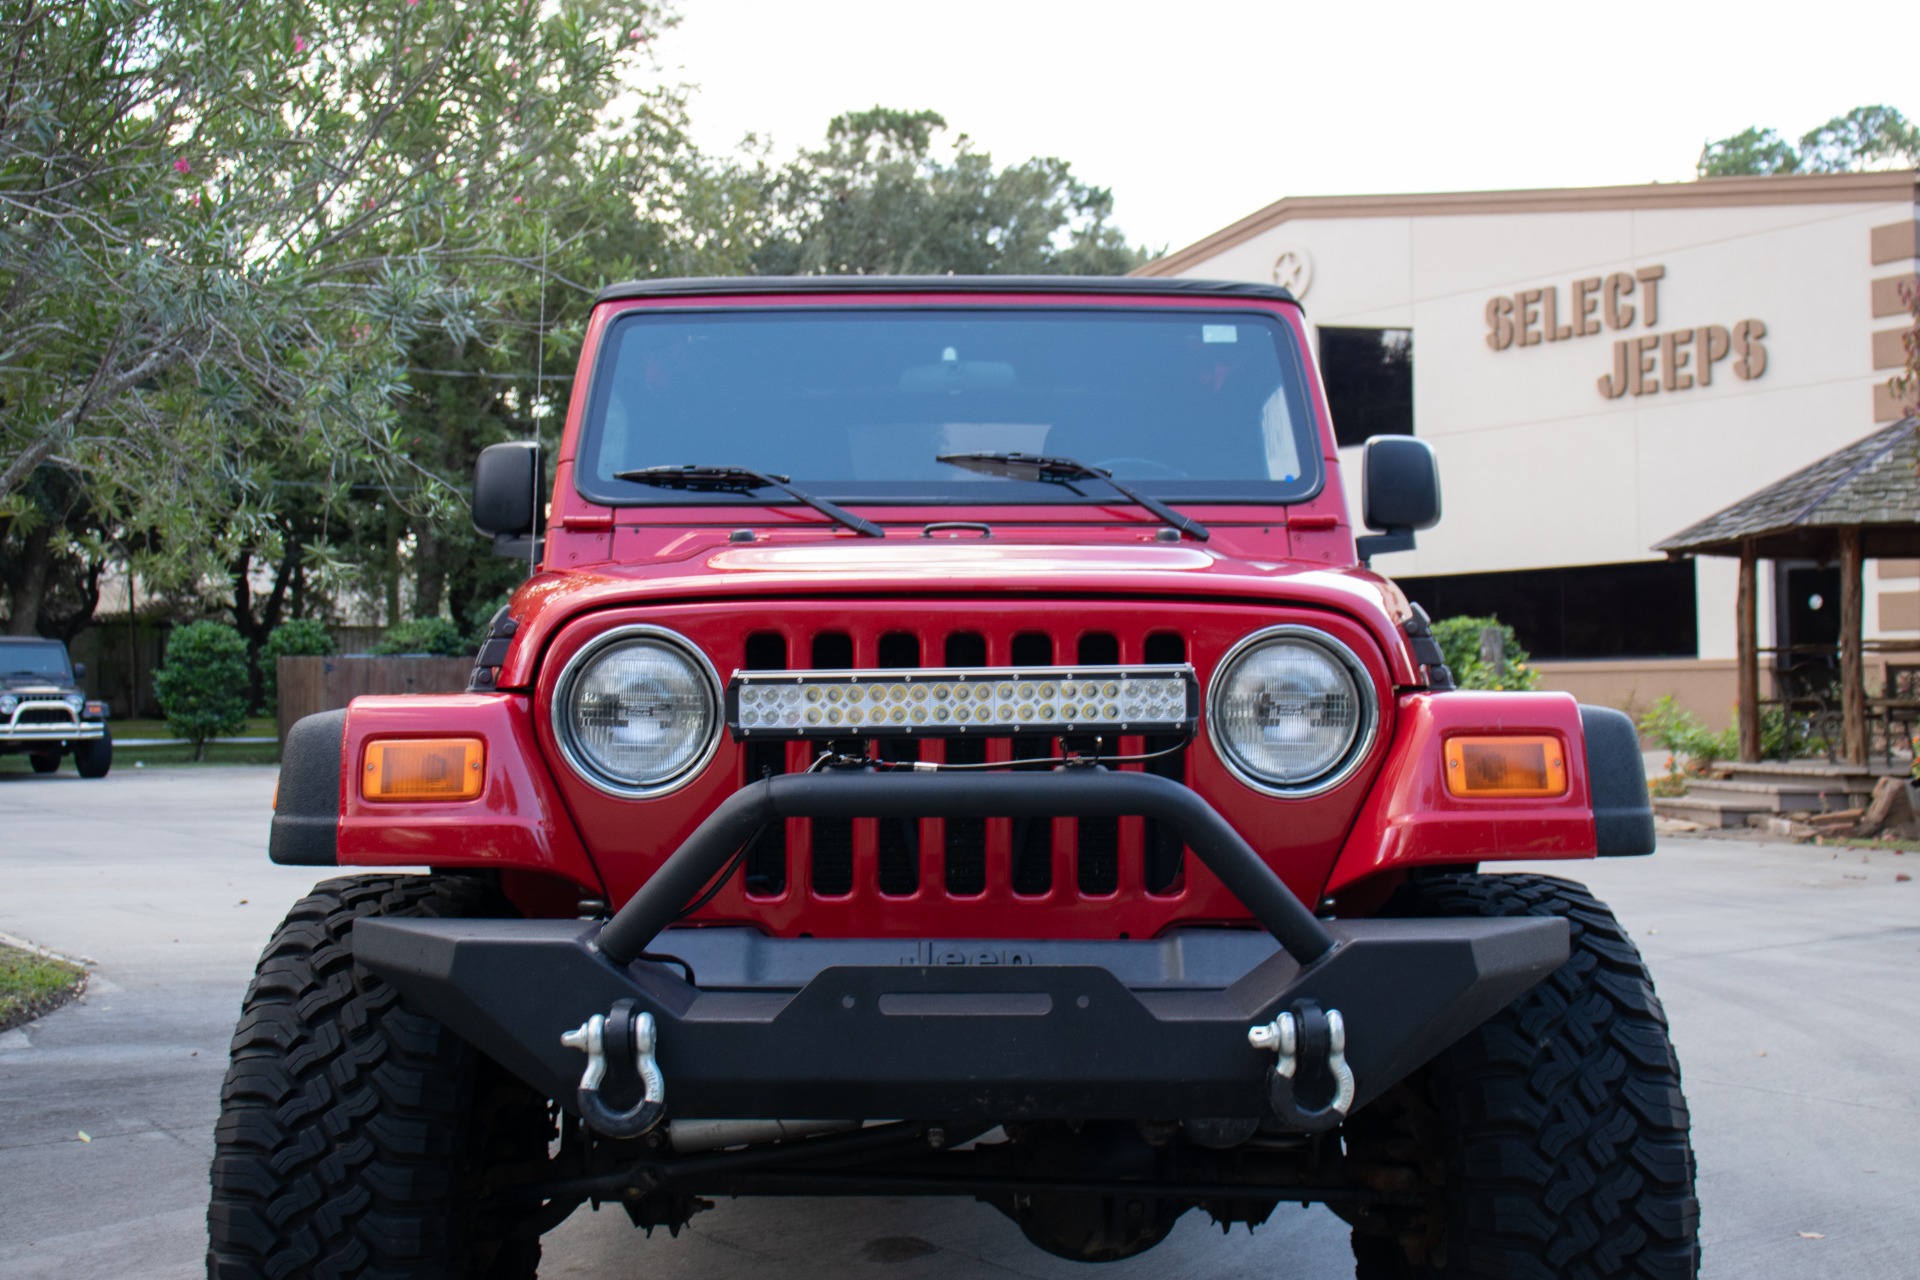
1711,759 -> 1892,785
1652,796 -> 1766,829
1684,779 -> 1864,813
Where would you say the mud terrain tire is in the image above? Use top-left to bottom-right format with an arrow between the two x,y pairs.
74,728 -> 110,777
1345,872 -> 1699,1279
207,874 -> 552,1280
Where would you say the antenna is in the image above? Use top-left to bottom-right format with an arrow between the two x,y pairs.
530,218 -> 547,579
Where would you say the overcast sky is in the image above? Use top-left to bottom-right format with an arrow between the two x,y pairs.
654,0 -> 1918,254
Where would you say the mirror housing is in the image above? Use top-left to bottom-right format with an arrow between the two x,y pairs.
71,661 -> 86,683
1356,436 -> 1440,565
473,441 -> 544,560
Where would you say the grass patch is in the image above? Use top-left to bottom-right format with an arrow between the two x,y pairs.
0,716 -> 279,771
0,943 -> 87,1032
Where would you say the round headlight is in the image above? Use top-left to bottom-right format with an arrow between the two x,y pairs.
1208,627 -> 1376,796
554,627 -> 720,797
0,694 -> 16,715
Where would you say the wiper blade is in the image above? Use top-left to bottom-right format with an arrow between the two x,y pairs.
936,452 -> 1210,542
612,465 -> 885,538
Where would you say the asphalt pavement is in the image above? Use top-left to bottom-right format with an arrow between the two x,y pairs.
2,765 -> 1917,1278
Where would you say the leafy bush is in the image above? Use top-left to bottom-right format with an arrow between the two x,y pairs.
372,617 -> 470,658
1638,695 -> 1828,781
1428,615 -> 1542,691
261,619 -> 337,708
153,621 -> 251,760
1759,705 -> 1826,761
1637,695 -> 1735,780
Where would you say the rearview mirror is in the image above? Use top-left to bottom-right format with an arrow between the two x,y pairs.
1356,436 -> 1440,564
71,661 -> 86,683
473,441 -> 543,559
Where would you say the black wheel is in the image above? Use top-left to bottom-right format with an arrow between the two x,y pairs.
1343,872 -> 1699,1279
74,729 -> 111,778
29,750 -> 61,774
208,874 -> 555,1280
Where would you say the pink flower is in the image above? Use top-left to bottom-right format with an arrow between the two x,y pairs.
294,33 -> 307,52
511,194 -> 524,204
173,157 -> 190,174
406,0 -> 419,7
629,28 -> 648,40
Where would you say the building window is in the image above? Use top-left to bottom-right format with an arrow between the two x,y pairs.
1317,327 -> 1413,448
1396,560 -> 1697,660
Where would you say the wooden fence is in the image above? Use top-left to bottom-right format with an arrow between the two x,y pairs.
277,655 -> 474,746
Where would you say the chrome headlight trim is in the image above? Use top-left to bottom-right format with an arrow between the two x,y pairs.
550,624 -> 723,800
1205,624 -> 1380,799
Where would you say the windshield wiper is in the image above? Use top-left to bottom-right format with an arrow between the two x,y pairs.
936,452 -> 1210,542
612,465 -> 885,538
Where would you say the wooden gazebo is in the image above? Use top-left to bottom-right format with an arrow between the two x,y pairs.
1656,417 -> 1920,765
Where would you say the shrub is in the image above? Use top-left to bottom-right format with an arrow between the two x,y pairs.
261,619 -> 337,708
1638,696 -> 1827,779
372,616 -> 470,657
153,621 -> 251,760
1637,695 -> 1735,780
1428,615 -> 1542,691
1759,704 -> 1826,761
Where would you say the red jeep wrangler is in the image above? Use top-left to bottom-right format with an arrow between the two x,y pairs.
210,277 -> 1697,1278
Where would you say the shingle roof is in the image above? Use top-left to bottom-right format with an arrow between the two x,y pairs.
1655,418 -> 1920,560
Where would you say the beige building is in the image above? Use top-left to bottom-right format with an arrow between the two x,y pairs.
1139,171 -> 1920,724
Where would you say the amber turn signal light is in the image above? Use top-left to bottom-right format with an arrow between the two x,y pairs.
362,738 -> 485,802
1444,736 -> 1566,798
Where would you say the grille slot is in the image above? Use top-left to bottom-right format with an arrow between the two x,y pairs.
1142,632 -> 1190,895
941,737 -> 989,895
874,633 -> 923,896
741,632 -> 790,896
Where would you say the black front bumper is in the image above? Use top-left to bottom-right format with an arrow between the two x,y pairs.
357,914 -> 1565,1122
354,768 -> 1568,1126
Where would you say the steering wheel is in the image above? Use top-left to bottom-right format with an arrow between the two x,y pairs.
1092,457 -> 1190,479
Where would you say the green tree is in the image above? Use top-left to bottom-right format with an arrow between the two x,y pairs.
261,618 -> 336,711
1429,615 -> 1543,692
1696,127 -> 1803,177
1,0 -> 709,645
749,107 -> 1149,276
153,620 -> 251,759
1698,105 -> 1920,176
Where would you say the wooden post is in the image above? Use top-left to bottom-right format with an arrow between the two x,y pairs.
1737,543 -> 1760,762
1839,526 -> 1868,766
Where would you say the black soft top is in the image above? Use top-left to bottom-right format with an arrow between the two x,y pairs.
594,275 -> 1299,306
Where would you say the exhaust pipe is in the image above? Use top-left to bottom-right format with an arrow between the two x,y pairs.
667,1119 -> 862,1154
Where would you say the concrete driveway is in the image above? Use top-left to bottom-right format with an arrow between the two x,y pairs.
2,765 -> 1916,1278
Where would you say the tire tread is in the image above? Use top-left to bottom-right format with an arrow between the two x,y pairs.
206,874 -> 545,1280
1351,872 -> 1700,1280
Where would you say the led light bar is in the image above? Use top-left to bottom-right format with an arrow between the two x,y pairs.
727,665 -> 1198,738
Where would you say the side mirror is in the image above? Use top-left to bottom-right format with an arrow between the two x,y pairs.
473,441 -> 544,560
1356,436 -> 1440,565
71,661 -> 86,683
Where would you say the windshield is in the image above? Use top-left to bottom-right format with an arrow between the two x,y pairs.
577,307 -> 1323,507
1,642 -> 71,681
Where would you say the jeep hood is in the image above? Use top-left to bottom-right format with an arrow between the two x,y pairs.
496,539 -> 1420,689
